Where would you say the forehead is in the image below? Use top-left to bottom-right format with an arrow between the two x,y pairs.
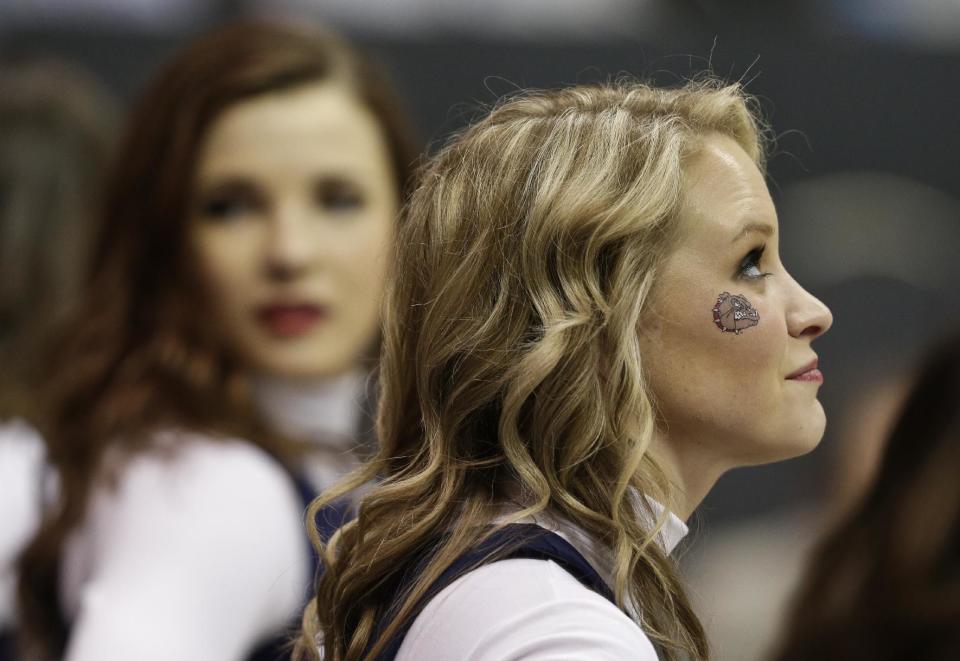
675,133 -> 777,248
196,82 -> 387,179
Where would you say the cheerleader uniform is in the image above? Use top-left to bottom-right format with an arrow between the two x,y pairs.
378,495 -> 688,660
12,370 -> 367,661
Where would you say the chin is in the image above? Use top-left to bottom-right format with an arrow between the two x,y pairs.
763,415 -> 828,464
730,416 -> 826,468
260,361 -> 347,381
254,351 -> 356,381
779,433 -> 825,461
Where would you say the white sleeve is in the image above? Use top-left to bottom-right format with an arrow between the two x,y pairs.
396,558 -> 659,660
0,420 -> 46,627
62,436 -> 310,661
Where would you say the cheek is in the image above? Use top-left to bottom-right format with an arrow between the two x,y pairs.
328,214 -> 394,310
645,291 -> 784,428
710,294 -> 782,392
190,227 -> 261,323
710,297 -> 785,428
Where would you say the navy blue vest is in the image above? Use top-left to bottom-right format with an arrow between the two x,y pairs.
246,474 -> 351,661
0,630 -> 13,661
369,523 -> 617,660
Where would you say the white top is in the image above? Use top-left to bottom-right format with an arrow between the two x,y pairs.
395,496 -> 689,660
0,419 -> 47,628
1,370 -> 366,661
59,434 -> 309,661
252,370 -> 367,492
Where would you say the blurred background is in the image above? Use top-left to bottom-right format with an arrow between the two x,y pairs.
2,1 -> 958,659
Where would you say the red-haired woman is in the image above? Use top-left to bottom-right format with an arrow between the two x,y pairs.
14,20 -> 417,661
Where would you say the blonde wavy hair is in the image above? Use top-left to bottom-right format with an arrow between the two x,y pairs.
297,78 -> 768,661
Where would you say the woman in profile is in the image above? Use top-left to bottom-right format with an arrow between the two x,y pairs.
773,330 -> 960,661
15,20 -> 417,661
298,80 -> 833,660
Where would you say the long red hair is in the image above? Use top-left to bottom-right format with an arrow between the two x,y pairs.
17,19 -> 418,658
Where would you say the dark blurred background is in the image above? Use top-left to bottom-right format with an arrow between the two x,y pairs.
2,0 -> 958,533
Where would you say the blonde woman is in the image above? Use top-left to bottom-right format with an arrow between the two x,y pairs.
298,79 -> 833,661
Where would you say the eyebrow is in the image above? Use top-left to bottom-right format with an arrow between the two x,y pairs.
731,222 -> 775,244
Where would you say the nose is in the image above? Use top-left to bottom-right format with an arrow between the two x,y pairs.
264,202 -> 318,281
787,281 -> 833,341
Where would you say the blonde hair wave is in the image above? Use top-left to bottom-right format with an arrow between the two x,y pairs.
297,78 -> 768,661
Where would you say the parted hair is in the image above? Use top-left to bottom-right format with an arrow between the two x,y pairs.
297,78 -> 768,661
16,19 -> 417,660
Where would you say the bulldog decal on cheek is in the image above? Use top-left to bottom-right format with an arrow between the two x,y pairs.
712,292 -> 760,335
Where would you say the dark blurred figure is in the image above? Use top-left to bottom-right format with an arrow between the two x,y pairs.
685,371 -> 909,661
0,57 -> 117,661
0,57 -> 118,417
772,329 -> 960,661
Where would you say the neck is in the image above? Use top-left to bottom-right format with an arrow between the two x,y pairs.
648,428 -> 729,521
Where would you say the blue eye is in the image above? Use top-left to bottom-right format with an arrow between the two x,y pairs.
739,244 -> 772,280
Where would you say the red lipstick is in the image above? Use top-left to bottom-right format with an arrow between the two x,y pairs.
256,303 -> 327,337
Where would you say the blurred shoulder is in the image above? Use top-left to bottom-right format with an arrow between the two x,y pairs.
0,418 -> 48,624
0,417 -> 46,505
60,429 -> 312,656
101,429 -> 303,519
0,417 -> 45,455
0,417 -> 47,531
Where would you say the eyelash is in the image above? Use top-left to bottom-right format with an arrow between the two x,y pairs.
739,244 -> 773,281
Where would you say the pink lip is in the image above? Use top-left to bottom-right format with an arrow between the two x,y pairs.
786,358 -> 823,383
255,303 -> 327,337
